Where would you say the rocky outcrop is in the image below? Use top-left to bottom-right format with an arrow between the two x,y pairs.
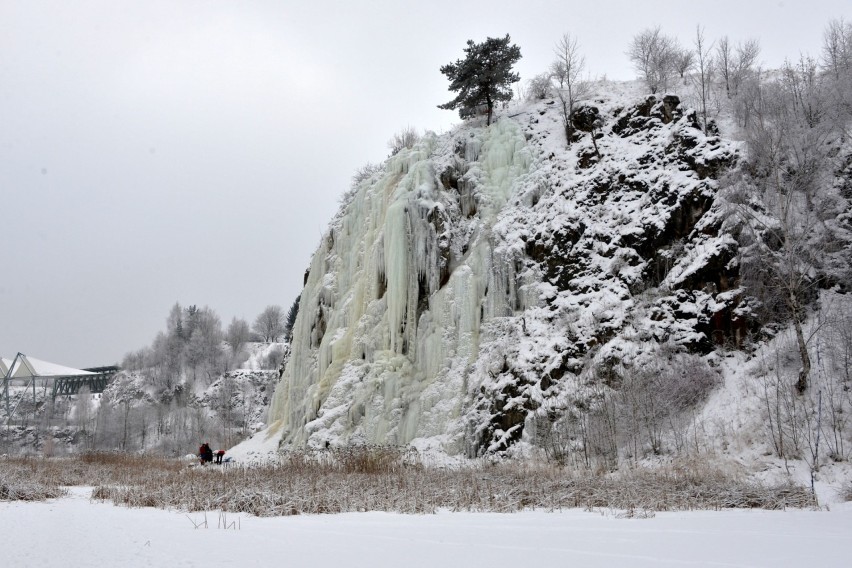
266,89 -> 745,456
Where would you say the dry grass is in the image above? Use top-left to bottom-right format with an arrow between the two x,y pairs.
0,458 -> 67,501
93,449 -> 814,516
3,449 -> 815,515
0,452 -> 183,502
841,481 -> 852,502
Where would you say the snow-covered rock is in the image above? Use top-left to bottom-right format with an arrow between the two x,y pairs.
258,82 -> 846,461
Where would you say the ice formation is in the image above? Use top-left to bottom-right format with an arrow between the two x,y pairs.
267,89 -> 744,455
267,118 -> 536,453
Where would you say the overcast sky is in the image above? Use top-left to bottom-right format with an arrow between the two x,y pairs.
2,0 -> 849,368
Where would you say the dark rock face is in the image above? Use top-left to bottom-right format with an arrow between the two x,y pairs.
524,223 -> 585,291
471,93 -> 743,453
440,165 -> 460,190
612,95 -> 688,137
571,103 -> 602,132
659,95 -> 681,123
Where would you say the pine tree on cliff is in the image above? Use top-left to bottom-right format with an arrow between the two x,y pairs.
438,35 -> 521,126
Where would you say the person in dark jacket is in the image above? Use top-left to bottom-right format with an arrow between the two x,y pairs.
199,442 -> 213,464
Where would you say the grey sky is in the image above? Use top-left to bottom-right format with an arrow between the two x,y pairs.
1,0 -> 849,368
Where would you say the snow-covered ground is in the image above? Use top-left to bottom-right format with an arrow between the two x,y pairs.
3,487 -> 851,567
238,341 -> 288,372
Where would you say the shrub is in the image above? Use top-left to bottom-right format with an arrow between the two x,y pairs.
261,346 -> 288,370
351,162 -> 382,187
387,126 -> 420,156
527,73 -> 553,100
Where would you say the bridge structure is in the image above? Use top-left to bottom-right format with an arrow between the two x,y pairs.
1,353 -> 120,424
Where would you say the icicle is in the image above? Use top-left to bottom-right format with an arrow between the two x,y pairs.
383,200 -> 409,353
465,137 -> 482,162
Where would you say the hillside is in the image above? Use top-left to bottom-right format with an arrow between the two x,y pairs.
0,342 -> 285,455
246,80 -> 852,488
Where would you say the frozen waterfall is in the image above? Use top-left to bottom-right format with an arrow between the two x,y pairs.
267,118 -> 533,452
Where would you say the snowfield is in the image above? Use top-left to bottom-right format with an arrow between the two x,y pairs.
3,487 -> 851,567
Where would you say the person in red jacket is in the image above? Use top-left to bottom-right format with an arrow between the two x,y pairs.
198,442 -> 213,464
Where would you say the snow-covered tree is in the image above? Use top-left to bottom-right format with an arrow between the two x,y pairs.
821,18 -> 852,139
212,374 -> 238,447
225,317 -> 251,358
716,36 -> 760,98
253,305 -> 286,342
185,307 -> 226,381
673,46 -> 696,82
104,374 -> 146,450
526,73 -> 553,100
692,26 -> 715,135
627,26 -> 680,94
166,302 -> 184,340
726,60 -> 849,393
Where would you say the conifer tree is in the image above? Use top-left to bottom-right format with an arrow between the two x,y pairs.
438,35 -> 521,126
284,294 -> 301,343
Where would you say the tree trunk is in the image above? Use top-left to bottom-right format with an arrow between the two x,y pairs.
590,130 -> 601,158
122,404 -> 130,450
792,292 -> 811,394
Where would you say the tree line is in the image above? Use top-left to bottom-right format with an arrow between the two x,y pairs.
121,299 -> 300,380
0,298 -> 303,455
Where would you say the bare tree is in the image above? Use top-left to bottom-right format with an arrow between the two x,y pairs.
821,18 -> 852,80
121,349 -> 147,372
213,374 -> 238,447
726,64 -> 838,393
72,386 -> 95,450
820,19 -> 852,141
717,36 -> 760,97
551,33 -> 590,145
105,374 -> 146,450
351,162 -> 382,187
692,26 -> 715,135
716,36 -> 733,98
731,68 -> 764,129
253,305 -> 286,342
824,306 -> 852,460
627,26 -> 680,94
674,47 -> 696,83
736,39 -> 762,91
782,55 -> 825,127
